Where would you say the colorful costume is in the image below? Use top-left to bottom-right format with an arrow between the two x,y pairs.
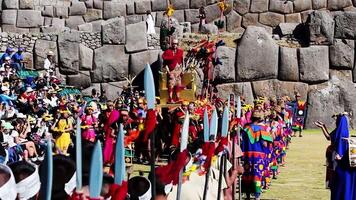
241,123 -> 273,198
54,118 -> 72,154
330,115 -> 356,200
81,114 -> 97,142
162,47 -> 184,102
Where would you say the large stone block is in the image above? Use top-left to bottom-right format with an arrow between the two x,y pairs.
41,18 -> 65,33
226,10 -> 242,31
334,11 -> 356,39
93,0 -> 103,9
2,25 -> 29,33
129,50 -> 161,76
306,70 -> 356,128
85,0 -> 93,8
93,45 -> 129,82
294,0 -> 312,12
185,9 -> 200,24
81,83 -> 101,97
171,0 -> 189,9
236,26 -> 279,81
126,15 -> 143,25
90,20 -> 104,32
103,2 -> 126,19
101,82 -> 127,100
58,32 -> 80,75
22,52 -> 34,69
19,0 -> 34,9
252,80 -> 308,100
329,39 -> 354,69
299,46 -> 329,83
102,17 -> 125,44
259,12 -> 285,27
34,39 -> 58,70
285,13 -> 302,23
65,16 -> 85,30
250,0 -> 269,12
276,23 -> 299,36
214,46 -> 236,82
17,10 -> 43,28
126,3 -> 135,15
190,0 -> 206,8
83,9 -> 102,22
42,6 -> 54,17
308,10 -> 335,44
79,44 -> 93,70
328,0 -> 352,10
3,0 -> 18,9
269,0 -> 293,14
54,6 -> 69,18
173,10 -> 185,22
152,0 -> 168,11
279,47 -> 299,81
312,0 -> 327,9
201,24 -> 219,34
216,82 -> 254,104
125,22 -> 148,53
234,0 -> 250,14
135,1 -> 151,14
205,4 -> 221,22
2,10 -> 17,25
242,13 -> 259,27
78,23 -> 93,32
69,2 -> 87,16
67,71 -> 91,89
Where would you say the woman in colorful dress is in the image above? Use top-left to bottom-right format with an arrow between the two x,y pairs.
52,109 -> 73,155
81,106 -> 98,143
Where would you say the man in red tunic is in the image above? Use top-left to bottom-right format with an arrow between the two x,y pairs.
162,39 -> 184,103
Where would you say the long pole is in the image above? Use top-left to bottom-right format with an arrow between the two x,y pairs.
217,154 -> 226,200
150,129 -> 156,198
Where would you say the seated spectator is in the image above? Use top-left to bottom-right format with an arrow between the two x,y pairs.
11,48 -> 26,71
0,48 -> 14,65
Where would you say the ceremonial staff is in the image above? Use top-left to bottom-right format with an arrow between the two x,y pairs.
115,124 -> 126,185
89,141 -> 103,199
203,108 -> 218,200
40,138 -> 53,200
217,105 -> 230,200
176,114 -> 190,200
144,63 -> 157,198
76,117 -> 82,191
236,96 -> 242,200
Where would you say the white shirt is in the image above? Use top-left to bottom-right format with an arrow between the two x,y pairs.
43,58 -> 52,70
2,132 -> 16,148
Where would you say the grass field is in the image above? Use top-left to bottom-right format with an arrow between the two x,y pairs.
262,129 -> 330,200
128,129 -> 343,200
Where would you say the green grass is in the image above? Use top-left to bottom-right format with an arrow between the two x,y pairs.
262,129 -> 330,200
128,129 -> 347,199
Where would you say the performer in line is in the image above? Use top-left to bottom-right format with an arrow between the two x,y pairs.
315,113 -> 356,200
162,39 -> 184,104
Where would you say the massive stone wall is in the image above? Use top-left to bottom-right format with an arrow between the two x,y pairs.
1,0 -> 356,128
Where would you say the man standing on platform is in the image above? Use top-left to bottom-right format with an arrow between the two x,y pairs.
162,39 -> 184,104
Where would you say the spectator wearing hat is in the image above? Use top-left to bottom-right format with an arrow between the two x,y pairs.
51,109 -> 73,156
44,50 -> 55,76
0,48 -> 14,65
11,48 -> 26,71
0,86 -> 16,106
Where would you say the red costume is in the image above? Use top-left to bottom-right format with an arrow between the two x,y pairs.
162,48 -> 184,71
